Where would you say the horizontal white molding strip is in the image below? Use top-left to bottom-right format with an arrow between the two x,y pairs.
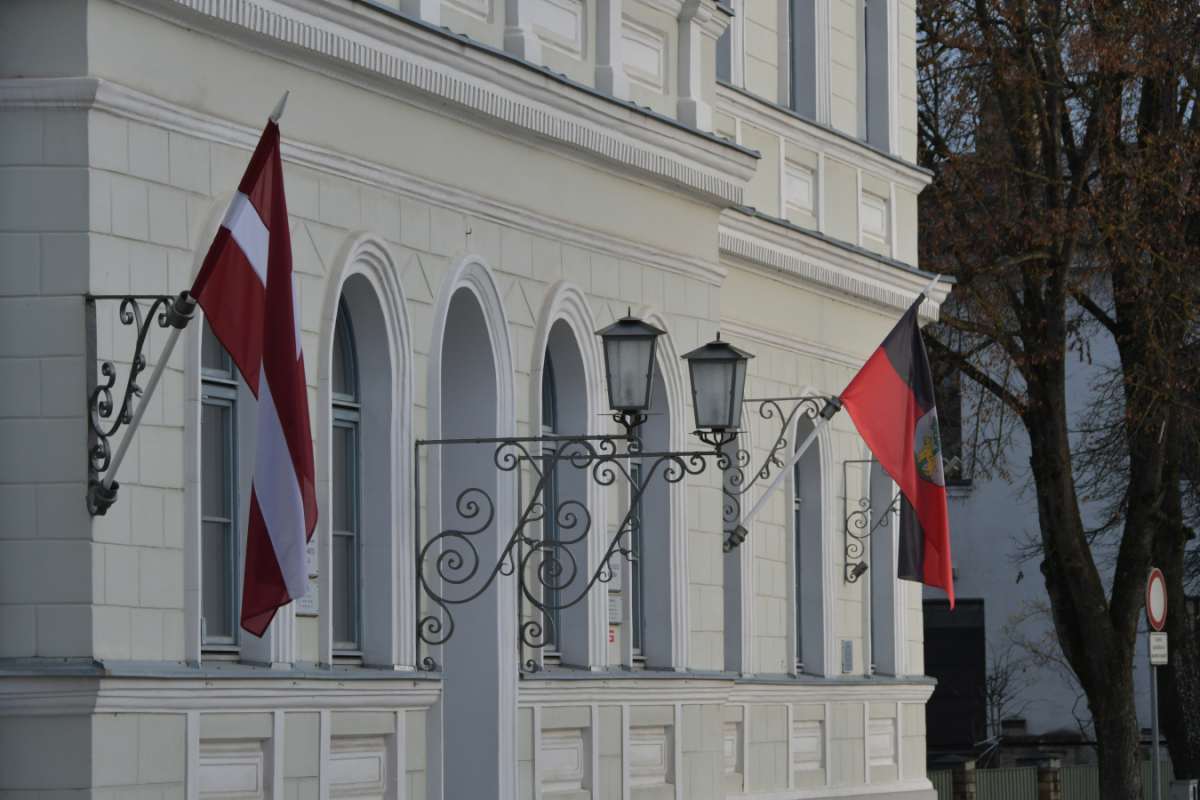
0,76 -> 727,286
719,319 -> 865,371
726,681 -> 935,706
0,675 -> 442,716
119,0 -> 753,207
517,677 -> 934,706
718,214 -> 943,321
726,777 -> 936,800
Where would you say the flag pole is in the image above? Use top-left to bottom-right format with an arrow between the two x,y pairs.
726,398 -> 841,547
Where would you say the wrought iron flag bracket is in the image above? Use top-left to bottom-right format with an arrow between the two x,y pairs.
86,292 -> 197,516
413,432 -> 720,673
842,459 -> 901,583
720,396 -> 833,552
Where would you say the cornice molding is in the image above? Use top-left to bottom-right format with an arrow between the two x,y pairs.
716,82 -> 932,194
0,76 -> 728,286
519,677 -> 735,705
111,0 -> 756,207
726,679 -> 935,705
0,675 -> 441,716
719,209 -> 947,321
719,318 -> 865,371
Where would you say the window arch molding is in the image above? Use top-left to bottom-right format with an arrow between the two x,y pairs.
426,252 -> 518,800
631,305 -> 691,670
786,384 -> 837,677
529,280 -> 608,668
315,231 -> 415,668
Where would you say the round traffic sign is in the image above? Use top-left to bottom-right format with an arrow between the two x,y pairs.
1147,568 -> 1167,631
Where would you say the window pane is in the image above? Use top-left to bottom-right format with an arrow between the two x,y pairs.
202,321 -> 228,373
201,403 -> 228,519
332,424 -> 352,533
332,533 -> 353,646
202,521 -> 230,639
331,316 -> 350,398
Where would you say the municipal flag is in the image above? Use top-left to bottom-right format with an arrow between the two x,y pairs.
839,297 -> 953,606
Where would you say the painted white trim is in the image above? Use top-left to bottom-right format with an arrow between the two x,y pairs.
716,83 -> 928,193
514,677 -> 934,706
718,210 -> 947,322
426,253 -> 519,800
104,0 -> 756,205
719,319 -> 864,372
735,404 -> 757,676
635,307 -> 690,670
0,676 -> 442,715
316,232 -> 416,668
529,280 -> 609,668
725,777 -> 935,800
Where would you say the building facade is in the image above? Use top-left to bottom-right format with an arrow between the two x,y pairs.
0,0 -> 946,797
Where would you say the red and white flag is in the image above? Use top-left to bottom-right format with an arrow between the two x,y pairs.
191,121 -> 317,637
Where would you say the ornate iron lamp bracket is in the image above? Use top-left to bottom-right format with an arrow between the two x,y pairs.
414,433 -> 719,673
720,396 -> 831,552
86,294 -> 196,516
842,459 -> 901,583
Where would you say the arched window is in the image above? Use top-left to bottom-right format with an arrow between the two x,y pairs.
792,413 -> 827,675
331,299 -> 362,654
537,319 -> 593,668
200,321 -> 240,653
541,351 -> 563,654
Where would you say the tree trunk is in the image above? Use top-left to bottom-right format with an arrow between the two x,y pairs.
1023,360 -> 1144,800
1154,428 -> 1200,779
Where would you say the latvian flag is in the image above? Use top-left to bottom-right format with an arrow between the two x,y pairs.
191,121 -> 318,636
839,297 -> 953,606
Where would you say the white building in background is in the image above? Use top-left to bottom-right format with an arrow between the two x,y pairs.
0,0 -> 946,797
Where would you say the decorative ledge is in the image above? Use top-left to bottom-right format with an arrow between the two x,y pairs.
718,208 -> 948,322
114,0 -> 758,207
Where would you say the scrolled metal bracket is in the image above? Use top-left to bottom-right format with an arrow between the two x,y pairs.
87,292 -> 197,516
414,432 -> 719,672
842,459 -> 900,582
721,396 -> 831,552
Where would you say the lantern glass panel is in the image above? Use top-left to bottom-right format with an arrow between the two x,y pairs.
729,358 -> 748,429
606,336 -> 655,411
691,359 -> 735,430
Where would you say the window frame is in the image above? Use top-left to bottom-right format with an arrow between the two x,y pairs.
331,300 -> 364,654
200,324 -> 240,651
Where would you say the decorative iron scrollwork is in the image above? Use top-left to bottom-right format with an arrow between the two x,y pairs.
842,459 -> 901,582
86,293 -> 196,516
720,397 -> 829,552
415,433 -> 716,672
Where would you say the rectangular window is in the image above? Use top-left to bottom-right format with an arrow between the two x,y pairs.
331,416 -> 361,651
201,322 -> 239,649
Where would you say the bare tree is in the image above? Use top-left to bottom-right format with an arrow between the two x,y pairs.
917,0 -> 1200,793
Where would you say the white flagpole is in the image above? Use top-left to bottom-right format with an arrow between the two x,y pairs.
726,399 -> 841,546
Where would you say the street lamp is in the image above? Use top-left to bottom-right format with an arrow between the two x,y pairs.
681,333 -> 754,448
595,311 -> 665,434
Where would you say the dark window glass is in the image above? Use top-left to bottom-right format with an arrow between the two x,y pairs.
331,299 -> 361,651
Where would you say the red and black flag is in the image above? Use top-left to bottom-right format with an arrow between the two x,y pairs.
839,296 -> 953,606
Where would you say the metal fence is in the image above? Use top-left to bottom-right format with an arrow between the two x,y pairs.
930,761 -> 1175,800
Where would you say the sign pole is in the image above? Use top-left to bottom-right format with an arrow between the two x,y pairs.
1151,658 -> 1161,800
1146,567 -> 1168,800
